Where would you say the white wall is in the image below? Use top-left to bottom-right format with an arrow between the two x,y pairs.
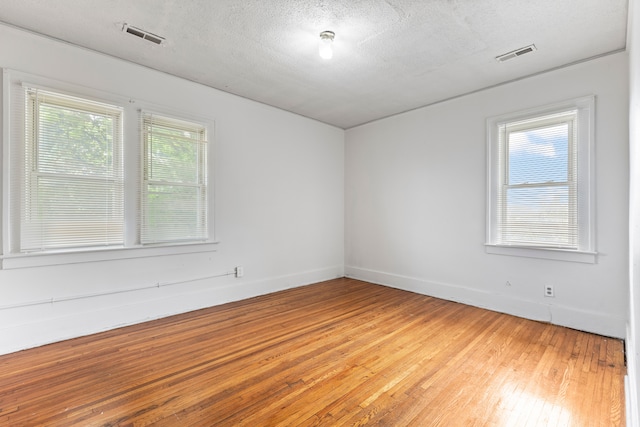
0,24 -> 345,355
628,0 -> 640,423
346,52 -> 629,339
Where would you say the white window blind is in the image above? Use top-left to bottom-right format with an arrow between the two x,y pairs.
140,112 -> 208,244
486,96 -> 595,262
497,111 -> 577,248
21,87 -> 124,252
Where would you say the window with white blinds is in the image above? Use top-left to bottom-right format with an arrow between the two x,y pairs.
21,87 -> 124,252
3,70 -> 216,265
486,96 -> 596,262
498,111 -> 577,248
140,112 -> 208,244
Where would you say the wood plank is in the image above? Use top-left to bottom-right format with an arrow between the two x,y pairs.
0,278 -> 626,426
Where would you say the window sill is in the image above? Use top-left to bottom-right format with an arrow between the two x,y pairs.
485,244 -> 597,264
0,241 -> 220,270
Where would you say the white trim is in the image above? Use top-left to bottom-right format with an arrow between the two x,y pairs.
625,375 -> 632,427
627,323 -> 639,427
2,70 -> 11,258
345,265 -> 625,339
486,95 -> 597,261
0,240 -> 219,269
627,314 -> 639,423
485,244 -> 597,263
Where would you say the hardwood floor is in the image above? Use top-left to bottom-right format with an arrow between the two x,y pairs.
0,278 -> 625,426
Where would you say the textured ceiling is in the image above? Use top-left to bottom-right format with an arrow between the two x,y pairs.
0,0 -> 629,129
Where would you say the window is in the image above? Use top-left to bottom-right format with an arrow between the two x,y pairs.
486,96 -> 596,263
141,112 -> 208,244
22,87 -> 124,252
2,70 -> 216,268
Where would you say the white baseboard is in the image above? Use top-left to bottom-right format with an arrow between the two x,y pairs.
626,324 -> 639,427
346,266 -> 625,339
0,265 -> 344,356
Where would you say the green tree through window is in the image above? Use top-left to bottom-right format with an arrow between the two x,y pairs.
141,112 -> 208,244
22,88 -> 124,251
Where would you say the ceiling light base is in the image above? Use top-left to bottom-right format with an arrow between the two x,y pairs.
319,31 -> 335,60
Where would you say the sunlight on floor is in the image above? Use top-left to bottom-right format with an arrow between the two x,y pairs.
498,383 -> 572,426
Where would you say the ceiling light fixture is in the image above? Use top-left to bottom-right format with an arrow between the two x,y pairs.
319,31 -> 335,60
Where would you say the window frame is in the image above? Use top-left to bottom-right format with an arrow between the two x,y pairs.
21,86 -> 125,252
1,69 -> 217,270
140,110 -> 210,245
485,96 -> 596,263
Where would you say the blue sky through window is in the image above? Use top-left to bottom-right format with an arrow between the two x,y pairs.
503,121 -> 573,246
488,101 -> 590,252
508,123 -> 568,185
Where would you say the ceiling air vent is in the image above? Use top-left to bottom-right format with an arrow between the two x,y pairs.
495,44 -> 537,62
122,23 -> 165,45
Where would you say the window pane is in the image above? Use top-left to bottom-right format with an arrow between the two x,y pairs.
508,123 -> 568,185
148,130 -> 200,184
21,88 -> 124,252
487,97 -> 594,258
503,186 -> 575,247
143,184 -> 206,242
141,112 -> 208,245
38,104 -> 116,177
22,176 -> 123,250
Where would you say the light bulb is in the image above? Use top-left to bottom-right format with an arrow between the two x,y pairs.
319,31 -> 335,60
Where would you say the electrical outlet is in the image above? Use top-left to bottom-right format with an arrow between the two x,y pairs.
235,266 -> 244,278
544,285 -> 554,297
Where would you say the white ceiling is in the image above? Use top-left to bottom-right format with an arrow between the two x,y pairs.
0,0 -> 629,129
